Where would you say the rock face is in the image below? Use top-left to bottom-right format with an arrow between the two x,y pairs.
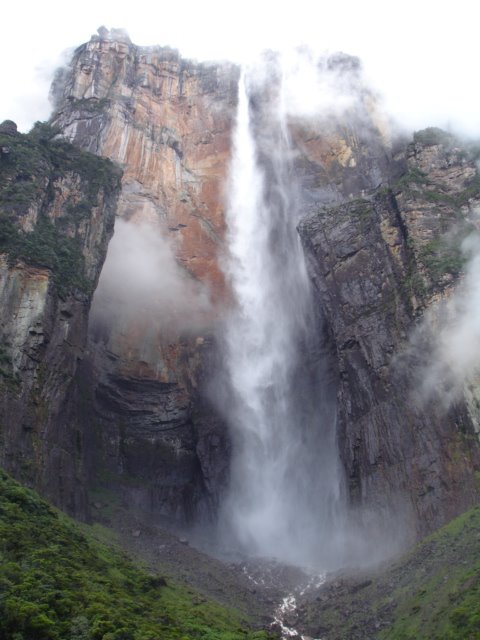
51,28 -> 237,295
48,34 -> 400,527
49,30 -> 240,524
0,122 -> 121,515
45,29 -> 480,539
298,128 -> 480,536
0,26 -> 474,554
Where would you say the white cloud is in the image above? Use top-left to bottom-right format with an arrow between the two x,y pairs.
1,0 -> 479,135
90,219 -> 212,335
405,229 -> 480,409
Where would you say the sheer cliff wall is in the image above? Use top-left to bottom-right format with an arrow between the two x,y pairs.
0,121 -> 121,514
299,130 -> 480,535
32,29 -> 480,535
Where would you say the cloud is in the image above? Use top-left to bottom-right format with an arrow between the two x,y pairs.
1,0 -> 479,136
90,219 -> 212,337
400,224 -> 480,410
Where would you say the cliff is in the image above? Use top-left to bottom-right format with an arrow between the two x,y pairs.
48,31 -> 398,529
2,27 -> 478,549
50,27 -> 237,295
299,128 -> 480,536
0,120 -> 121,515
46,30 -> 243,525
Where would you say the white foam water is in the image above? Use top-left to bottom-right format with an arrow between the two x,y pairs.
218,60 -> 345,569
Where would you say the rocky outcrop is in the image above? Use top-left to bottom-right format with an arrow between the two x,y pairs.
0,122 -> 121,515
298,128 -> 480,536
50,27 -> 238,295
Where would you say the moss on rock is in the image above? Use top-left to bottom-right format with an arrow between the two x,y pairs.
0,121 -> 122,296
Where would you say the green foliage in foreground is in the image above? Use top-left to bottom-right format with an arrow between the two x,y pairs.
378,507 -> 480,640
300,506 -> 480,640
0,469 -> 267,640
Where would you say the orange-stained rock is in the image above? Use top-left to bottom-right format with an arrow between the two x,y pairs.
51,32 -> 238,304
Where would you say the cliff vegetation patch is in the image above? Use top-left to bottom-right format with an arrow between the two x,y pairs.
297,506 -> 480,639
0,121 -> 121,296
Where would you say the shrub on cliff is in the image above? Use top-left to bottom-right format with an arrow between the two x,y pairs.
0,121 -> 121,296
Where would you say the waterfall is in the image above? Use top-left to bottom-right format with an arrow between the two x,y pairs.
219,62 -> 344,569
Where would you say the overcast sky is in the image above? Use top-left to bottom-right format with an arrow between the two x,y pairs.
1,0 -> 479,136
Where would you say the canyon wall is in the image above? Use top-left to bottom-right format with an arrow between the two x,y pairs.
49,28 -> 239,523
299,129 -> 480,535
49,32 -> 402,528
2,28 -> 478,540
0,120 -> 121,515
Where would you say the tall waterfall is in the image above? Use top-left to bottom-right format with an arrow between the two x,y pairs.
219,63 -> 344,569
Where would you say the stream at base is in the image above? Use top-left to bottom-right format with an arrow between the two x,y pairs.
239,558 -> 326,640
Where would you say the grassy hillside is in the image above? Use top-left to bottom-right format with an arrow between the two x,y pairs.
298,506 -> 480,639
0,469 -> 268,640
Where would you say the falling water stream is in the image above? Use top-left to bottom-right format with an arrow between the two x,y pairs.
219,61 -> 344,571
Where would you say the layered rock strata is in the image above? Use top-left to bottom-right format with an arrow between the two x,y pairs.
46,28 -> 480,539
49,29 -> 240,523
299,129 -> 480,536
0,121 -> 121,515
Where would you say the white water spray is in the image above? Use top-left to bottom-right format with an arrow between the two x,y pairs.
219,62 -> 344,569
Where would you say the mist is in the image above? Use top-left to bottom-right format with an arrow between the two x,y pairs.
90,219 -> 212,338
212,51 -> 411,572
403,225 -> 480,410
2,1 -> 477,575
2,0 -> 480,138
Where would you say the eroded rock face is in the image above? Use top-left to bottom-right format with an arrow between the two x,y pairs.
0,126 -> 120,515
47,30 -> 242,524
298,130 -> 480,536
51,30 -> 238,296
48,29 -> 480,540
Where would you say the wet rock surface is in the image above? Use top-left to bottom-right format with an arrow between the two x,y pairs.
0,126 -> 121,516
49,31 -> 397,532
298,129 -> 480,538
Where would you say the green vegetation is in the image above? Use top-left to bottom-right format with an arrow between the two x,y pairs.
403,269 -> 427,300
413,128 -> 456,147
0,121 -> 121,296
0,469 -> 268,640
394,167 -> 429,190
299,506 -> 480,640
0,344 -> 20,390
418,224 -> 474,281
455,173 -> 480,207
68,97 -> 111,113
348,198 -> 373,219
407,176 -> 480,210
0,216 -> 91,295
379,507 -> 480,640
